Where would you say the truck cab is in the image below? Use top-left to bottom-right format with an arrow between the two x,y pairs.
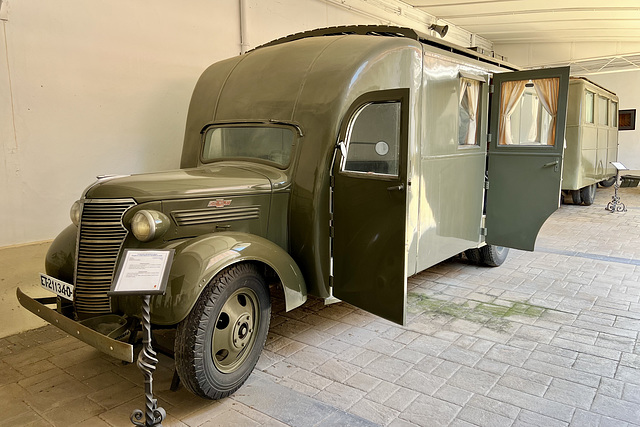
18,25 -> 569,400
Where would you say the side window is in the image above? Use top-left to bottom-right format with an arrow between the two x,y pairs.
585,91 -> 595,124
498,77 -> 559,146
459,78 -> 481,145
342,102 -> 400,176
612,101 -> 618,128
598,96 -> 609,126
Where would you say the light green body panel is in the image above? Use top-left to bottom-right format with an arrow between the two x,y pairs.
562,78 -> 619,191
412,52 -> 494,272
116,232 -> 307,325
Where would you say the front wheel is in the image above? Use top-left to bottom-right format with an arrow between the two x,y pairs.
480,245 -> 509,267
174,263 -> 271,399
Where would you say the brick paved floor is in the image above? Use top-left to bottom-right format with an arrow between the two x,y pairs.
2,185 -> 640,426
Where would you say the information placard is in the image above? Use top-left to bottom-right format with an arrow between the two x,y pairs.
109,249 -> 174,295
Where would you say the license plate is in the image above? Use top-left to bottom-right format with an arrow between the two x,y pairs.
39,273 -> 74,301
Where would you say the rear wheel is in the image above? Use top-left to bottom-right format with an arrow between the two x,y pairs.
480,245 -> 509,267
571,190 -> 582,205
175,263 -> 270,399
464,248 -> 482,264
580,184 -> 596,206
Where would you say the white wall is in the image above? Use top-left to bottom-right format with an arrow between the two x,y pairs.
0,0 -> 377,247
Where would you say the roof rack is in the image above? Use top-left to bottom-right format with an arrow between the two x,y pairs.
252,25 -> 519,71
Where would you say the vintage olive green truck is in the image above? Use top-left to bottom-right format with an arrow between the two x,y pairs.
561,77 -> 619,205
17,26 -> 569,399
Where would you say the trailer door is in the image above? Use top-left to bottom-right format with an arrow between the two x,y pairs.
486,67 -> 570,251
332,89 -> 409,325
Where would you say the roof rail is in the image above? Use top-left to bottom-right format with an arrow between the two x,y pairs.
252,25 -> 519,71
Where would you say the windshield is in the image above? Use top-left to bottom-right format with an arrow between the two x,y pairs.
202,126 -> 294,167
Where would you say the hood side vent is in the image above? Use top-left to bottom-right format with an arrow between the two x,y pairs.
172,206 -> 260,226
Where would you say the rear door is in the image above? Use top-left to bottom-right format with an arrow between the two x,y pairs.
332,89 -> 409,325
485,67 -> 570,251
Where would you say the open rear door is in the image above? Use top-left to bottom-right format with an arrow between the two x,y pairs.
485,67 -> 570,251
332,89 -> 409,325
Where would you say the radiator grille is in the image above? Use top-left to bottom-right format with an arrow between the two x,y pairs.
172,206 -> 260,226
75,200 -> 136,315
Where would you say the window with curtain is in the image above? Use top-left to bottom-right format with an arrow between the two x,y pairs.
598,96 -> 609,126
458,78 -> 481,145
498,77 -> 559,146
585,91 -> 595,124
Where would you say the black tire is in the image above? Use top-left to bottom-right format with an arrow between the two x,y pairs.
464,248 -> 482,264
479,245 -> 509,267
599,177 -> 616,188
580,184 -> 596,206
175,263 -> 271,399
571,190 -> 582,205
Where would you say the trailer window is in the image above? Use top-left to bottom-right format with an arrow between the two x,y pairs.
585,91 -> 595,124
202,126 -> 294,167
342,102 -> 400,176
598,96 -> 609,126
498,77 -> 559,146
459,78 -> 480,145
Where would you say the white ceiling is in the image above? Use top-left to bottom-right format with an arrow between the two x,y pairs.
401,0 -> 640,74
404,0 -> 640,44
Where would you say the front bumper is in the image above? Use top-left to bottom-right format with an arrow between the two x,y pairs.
16,287 -> 134,363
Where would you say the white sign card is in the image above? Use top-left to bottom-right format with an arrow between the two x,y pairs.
109,249 -> 174,295
610,162 -> 628,171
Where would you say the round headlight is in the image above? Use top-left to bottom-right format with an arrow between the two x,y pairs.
131,210 -> 169,242
70,201 -> 82,226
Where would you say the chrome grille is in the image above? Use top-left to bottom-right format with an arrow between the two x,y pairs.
75,199 -> 136,315
172,206 -> 260,226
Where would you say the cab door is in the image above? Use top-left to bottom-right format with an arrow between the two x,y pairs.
331,89 -> 409,325
485,67 -> 570,251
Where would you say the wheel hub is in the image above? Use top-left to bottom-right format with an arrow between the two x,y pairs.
232,313 -> 253,349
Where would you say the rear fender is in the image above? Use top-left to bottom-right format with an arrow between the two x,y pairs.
149,232 -> 307,325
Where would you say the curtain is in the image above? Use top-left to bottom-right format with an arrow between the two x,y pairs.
498,80 -> 526,145
533,77 -> 560,145
460,79 -> 480,145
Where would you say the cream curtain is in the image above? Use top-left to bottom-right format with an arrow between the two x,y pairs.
533,77 -> 560,146
460,78 -> 480,145
498,80 -> 526,145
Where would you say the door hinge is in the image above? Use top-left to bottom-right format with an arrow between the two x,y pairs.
484,181 -> 490,190
330,225 -> 335,238
489,84 -> 494,94
329,276 -> 334,287
480,227 -> 488,236
487,133 -> 492,143
330,175 -> 335,187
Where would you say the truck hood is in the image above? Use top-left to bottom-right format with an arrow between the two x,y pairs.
84,165 -> 273,203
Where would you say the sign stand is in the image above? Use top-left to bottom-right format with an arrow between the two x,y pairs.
108,249 -> 175,427
605,162 -> 628,213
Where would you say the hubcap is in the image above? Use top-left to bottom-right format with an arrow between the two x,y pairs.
212,288 -> 259,373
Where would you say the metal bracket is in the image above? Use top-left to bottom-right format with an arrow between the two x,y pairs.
480,227 -> 488,236
484,181 -> 489,190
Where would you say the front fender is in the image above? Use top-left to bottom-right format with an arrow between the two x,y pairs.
147,232 -> 307,325
45,224 -> 78,283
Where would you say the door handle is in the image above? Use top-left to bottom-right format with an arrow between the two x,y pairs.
543,159 -> 560,172
387,184 -> 404,192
